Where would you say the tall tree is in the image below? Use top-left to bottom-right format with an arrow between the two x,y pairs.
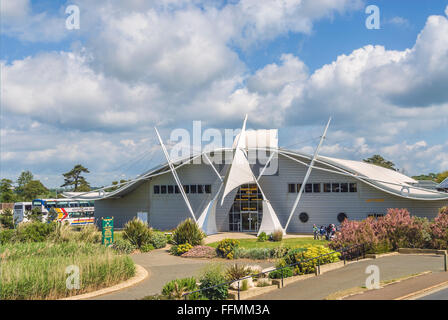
22,180 -> 49,201
363,155 -> 397,171
0,179 -> 16,203
61,164 -> 90,191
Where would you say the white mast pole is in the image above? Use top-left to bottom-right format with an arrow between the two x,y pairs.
284,117 -> 332,231
155,127 -> 197,222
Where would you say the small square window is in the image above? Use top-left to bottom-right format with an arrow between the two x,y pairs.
198,185 -> 204,194
297,184 -> 303,193
153,185 -> 160,194
332,183 -> 340,193
205,185 -> 211,194
305,183 -> 312,193
341,183 -> 348,193
288,184 -> 296,193
190,185 -> 197,193
324,183 -> 331,193
161,185 -> 167,194
313,183 -> 321,193
183,185 -> 190,193
174,185 -> 180,194
350,183 -> 357,193
168,185 -> 174,194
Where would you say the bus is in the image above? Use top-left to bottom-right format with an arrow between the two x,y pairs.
13,202 -> 32,224
32,199 -> 95,226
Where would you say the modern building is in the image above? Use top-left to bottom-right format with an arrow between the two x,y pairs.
438,177 -> 448,192
77,126 -> 448,234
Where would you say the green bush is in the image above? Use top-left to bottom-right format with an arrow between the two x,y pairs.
0,229 -> 15,245
162,277 -> 199,300
257,232 -> 268,242
123,218 -> 151,248
271,229 -> 283,242
216,239 -> 240,259
148,232 -> 167,249
172,218 -> 205,246
15,221 -> 55,242
199,264 -> 228,300
140,243 -> 155,253
170,243 -> 193,256
0,208 -> 14,229
234,247 -> 272,260
112,239 -> 137,254
268,267 -> 293,279
225,264 -> 251,281
281,245 -> 340,275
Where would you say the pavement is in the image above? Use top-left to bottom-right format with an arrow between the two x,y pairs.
417,285 -> 448,300
203,232 -> 310,244
91,246 -> 274,300
250,254 -> 446,300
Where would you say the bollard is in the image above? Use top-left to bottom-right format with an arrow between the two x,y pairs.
281,268 -> 284,288
237,281 -> 240,300
444,251 -> 447,272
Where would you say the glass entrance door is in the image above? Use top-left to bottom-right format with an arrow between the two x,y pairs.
241,211 -> 259,232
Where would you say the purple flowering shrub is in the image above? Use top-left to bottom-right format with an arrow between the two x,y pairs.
329,208 -> 447,253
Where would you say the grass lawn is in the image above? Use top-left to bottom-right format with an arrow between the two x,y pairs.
207,237 -> 328,249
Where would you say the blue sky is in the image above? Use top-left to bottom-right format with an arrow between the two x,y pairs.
1,0 -> 448,187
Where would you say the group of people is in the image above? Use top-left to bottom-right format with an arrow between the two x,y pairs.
313,224 -> 337,240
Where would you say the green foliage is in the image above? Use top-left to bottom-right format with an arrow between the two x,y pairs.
140,243 -> 155,253
199,264 -> 228,300
172,218 -> 205,246
166,233 -> 174,244
225,263 -> 251,281
271,229 -> 283,242
0,241 -> 135,300
281,245 -> 340,275
123,218 -> 151,248
22,180 -> 48,202
268,267 -> 293,279
437,171 -> 448,183
25,207 -> 44,222
162,277 -> 198,300
170,243 -> 193,256
14,221 -> 55,242
257,232 -> 268,242
0,229 -> 15,245
216,239 -> 240,259
234,247 -> 271,260
148,231 -> 167,249
363,154 -> 397,171
0,208 -> 14,229
241,279 -> 249,291
61,164 -> 90,191
112,239 -> 137,254
0,179 -> 16,203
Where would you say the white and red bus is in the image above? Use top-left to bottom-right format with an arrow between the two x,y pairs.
32,199 -> 95,226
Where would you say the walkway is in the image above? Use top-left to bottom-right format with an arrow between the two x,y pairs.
91,247 -> 273,300
203,232 -> 310,244
250,254 -> 445,300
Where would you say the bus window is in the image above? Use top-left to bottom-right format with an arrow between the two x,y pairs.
70,202 -> 79,208
25,205 -> 32,211
70,212 -> 81,218
89,201 -> 94,207
80,202 -> 89,208
14,204 -> 22,210
32,200 -> 42,206
57,202 -> 68,208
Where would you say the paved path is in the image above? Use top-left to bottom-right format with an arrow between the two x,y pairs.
250,255 -> 445,300
418,286 -> 448,300
345,270 -> 448,300
91,247 -> 273,300
203,232 -> 310,244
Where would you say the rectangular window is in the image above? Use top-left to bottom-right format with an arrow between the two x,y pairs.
183,185 -> 190,193
161,185 -> 167,194
368,213 -> 384,219
313,183 -> 321,193
174,185 -> 180,194
198,185 -> 204,194
350,183 -> 357,193
167,185 -> 174,194
288,183 -> 296,193
332,183 -> 340,193
324,183 -> 331,193
305,183 -> 313,193
341,183 -> 349,193
190,185 -> 197,194
297,184 -> 303,193
205,185 -> 211,194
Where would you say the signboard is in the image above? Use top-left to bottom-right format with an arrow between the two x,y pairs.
102,217 -> 114,246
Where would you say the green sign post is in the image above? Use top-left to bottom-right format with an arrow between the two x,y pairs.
102,217 -> 114,246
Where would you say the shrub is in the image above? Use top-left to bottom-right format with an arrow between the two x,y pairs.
123,218 -> 151,248
241,279 -> 249,291
271,229 -> 283,242
172,218 -> 205,246
0,208 -> 14,229
166,233 -> 174,244
0,229 -> 15,245
148,232 -> 167,249
431,212 -> 448,249
170,243 -> 193,256
268,267 -> 293,279
257,232 -> 268,242
440,207 -> 448,215
77,224 -> 101,243
112,239 -> 137,254
225,264 -> 251,281
140,243 -> 155,253
162,277 -> 199,300
15,221 -> 55,242
216,239 -> 240,259
199,264 -> 228,300
234,247 -> 272,260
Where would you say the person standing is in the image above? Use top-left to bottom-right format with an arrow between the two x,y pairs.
313,224 -> 319,240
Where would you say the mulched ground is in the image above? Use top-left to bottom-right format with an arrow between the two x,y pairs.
181,245 -> 217,258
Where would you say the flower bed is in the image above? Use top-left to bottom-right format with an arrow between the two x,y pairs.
181,245 -> 217,258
